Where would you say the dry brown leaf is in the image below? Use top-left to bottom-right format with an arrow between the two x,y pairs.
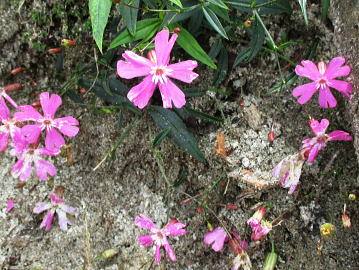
214,132 -> 228,158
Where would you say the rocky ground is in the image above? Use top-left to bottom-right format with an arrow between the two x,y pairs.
0,1 -> 358,270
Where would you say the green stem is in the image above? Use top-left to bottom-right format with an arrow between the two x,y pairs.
253,10 -> 276,48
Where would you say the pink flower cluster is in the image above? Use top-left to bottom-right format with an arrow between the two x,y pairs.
273,118 -> 352,194
247,206 -> 272,242
0,90 -> 79,181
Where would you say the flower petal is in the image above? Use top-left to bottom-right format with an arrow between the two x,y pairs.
163,241 -> 177,262
127,76 -> 156,109
158,79 -> 186,109
318,86 -> 337,108
167,60 -> 199,83
204,227 -> 227,252
329,80 -> 353,98
40,92 -> 62,118
33,202 -> 52,213
117,51 -> 153,79
154,244 -> 161,264
162,222 -> 186,237
295,60 -> 321,80
292,82 -> 318,105
59,204 -> 77,215
155,30 -> 177,66
0,98 -> 10,120
135,214 -> 158,231
325,57 -> 351,79
308,118 -> 329,135
14,105 -> 42,122
40,210 -> 55,231
306,143 -> 320,163
138,234 -> 155,247
20,124 -> 42,144
35,159 -> 57,180
45,128 -> 65,150
58,209 -> 72,231
0,133 -> 9,151
55,116 -> 79,137
328,130 -> 353,141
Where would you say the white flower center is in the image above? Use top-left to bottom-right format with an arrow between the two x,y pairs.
39,117 -> 56,131
150,65 -> 173,84
316,77 -> 331,90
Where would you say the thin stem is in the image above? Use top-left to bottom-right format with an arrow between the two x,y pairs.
253,10 -> 276,48
254,0 -> 278,9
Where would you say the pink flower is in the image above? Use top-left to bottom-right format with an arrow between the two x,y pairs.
0,98 -> 20,151
204,227 -> 227,252
15,92 -> 79,150
1,87 -> 18,108
251,221 -> 272,242
272,151 -> 306,194
117,30 -> 199,109
7,200 -> 14,212
246,206 -> 266,229
228,233 -> 251,270
135,214 -> 186,264
11,130 -> 59,181
302,118 -> 352,163
293,57 -> 352,108
33,193 -> 76,231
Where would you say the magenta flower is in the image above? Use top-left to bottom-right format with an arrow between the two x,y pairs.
15,92 -> 79,150
135,214 -> 186,264
33,193 -> 76,231
246,206 -> 266,229
272,152 -> 306,194
251,221 -> 272,242
203,227 -> 227,252
302,118 -> 352,163
117,30 -> 199,109
293,57 -> 352,108
11,130 -> 59,181
0,98 -> 20,151
7,200 -> 14,212
228,233 -> 251,270
1,87 -> 18,108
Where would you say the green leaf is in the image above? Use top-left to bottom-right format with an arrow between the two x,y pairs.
152,127 -> 171,148
229,0 -> 291,14
208,39 -> 223,59
297,0 -> 308,25
169,0 -> 183,8
202,6 -> 228,39
173,167 -> 188,187
321,0 -> 330,21
233,18 -> 265,66
110,18 -> 161,48
275,41 -> 297,51
119,0 -> 139,36
207,0 -> 228,10
149,106 -> 206,162
170,24 -> 217,69
89,0 -> 112,53
208,4 -> 231,22
184,88 -> 207,97
213,46 -> 228,86
184,107 -> 224,123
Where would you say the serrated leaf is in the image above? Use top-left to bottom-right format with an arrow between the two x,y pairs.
202,6 -> 228,39
170,24 -> 217,69
297,0 -> 308,25
169,0 -> 183,8
229,0 -> 291,14
89,0 -> 112,53
119,0 -> 139,35
207,0 -> 228,9
152,127 -> 171,148
149,106 -> 206,162
110,18 -> 161,48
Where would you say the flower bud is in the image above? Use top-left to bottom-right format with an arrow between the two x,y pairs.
253,206 -> 266,221
173,27 -> 181,34
244,20 -> 252,27
348,193 -> 356,201
268,131 -> 275,144
342,214 -> 351,228
101,248 -> 119,259
10,67 -> 24,75
263,250 -> 278,270
79,87 -> 86,94
31,101 -> 41,108
3,83 -> 22,92
61,39 -> 77,47
147,49 -> 157,63
197,206 -> 203,213
226,204 -> 238,210
48,48 -> 62,54
320,223 -> 336,238
182,198 -> 191,204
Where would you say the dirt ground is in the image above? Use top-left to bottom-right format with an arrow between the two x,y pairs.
0,1 -> 358,270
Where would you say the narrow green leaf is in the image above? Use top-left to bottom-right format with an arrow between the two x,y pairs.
233,47 -> 251,67
229,0 -> 291,14
110,18 -> 161,48
152,127 -> 171,148
208,4 -> 231,22
213,46 -> 228,86
207,0 -> 228,10
55,51 -> 64,72
202,7 -> 228,39
297,0 -> 308,25
208,39 -> 223,59
184,107 -> 224,123
275,41 -> 297,51
321,0 -> 330,21
173,167 -> 188,187
89,0 -> 112,53
149,106 -> 206,162
169,0 -> 183,8
119,0 -> 139,36
184,88 -> 207,97
171,24 -> 217,69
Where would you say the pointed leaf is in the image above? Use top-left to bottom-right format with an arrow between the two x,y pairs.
110,18 -> 161,48
170,24 -> 217,69
207,0 -> 228,9
229,0 -> 291,14
169,0 -> 183,8
89,0 -> 112,53
152,127 -> 171,148
119,0 -> 139,35
297,0 -> 308,25
213,46 -> 228,86
202,6 -> 228,39
149,106 -> 206,162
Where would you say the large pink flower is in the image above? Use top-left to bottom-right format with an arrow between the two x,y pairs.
302,118 -> 352,163
293,57 -> 352,108
15,92 -> 79,150
135,214 -> 186,264
117,30 -> 199,109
